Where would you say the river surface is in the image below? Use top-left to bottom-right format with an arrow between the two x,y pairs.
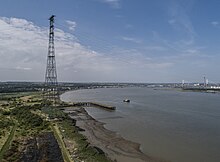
61,87 -> 220,162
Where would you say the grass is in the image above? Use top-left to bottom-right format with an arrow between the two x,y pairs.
0,124 -> 16,161
0,92 -> 37,100
0,128 -> 10,150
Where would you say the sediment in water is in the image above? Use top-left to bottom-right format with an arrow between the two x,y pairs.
64,106 -> 166,162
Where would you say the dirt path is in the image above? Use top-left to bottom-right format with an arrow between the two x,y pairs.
51,123 -> 74,162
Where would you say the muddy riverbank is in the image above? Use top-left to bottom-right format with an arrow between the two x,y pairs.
64,107 -> 166,162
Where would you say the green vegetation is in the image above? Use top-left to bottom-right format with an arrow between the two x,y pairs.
0,92 -> 36,100
0,91 -> 112,162
41,106 -> 111,161
12,106 -> 42,127
57,118 -> 111,162
0,124 -> 17,160
0,92 -> 50,161
41,106 -> 68,119
10,106 -> 49,136
0,117 -> 13,133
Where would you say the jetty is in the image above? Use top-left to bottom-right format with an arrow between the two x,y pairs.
72,102 -> 116,110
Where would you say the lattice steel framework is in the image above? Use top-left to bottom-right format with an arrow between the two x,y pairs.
44,15 -> 59,103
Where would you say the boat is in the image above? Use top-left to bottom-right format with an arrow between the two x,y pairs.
123,99 -> 130,103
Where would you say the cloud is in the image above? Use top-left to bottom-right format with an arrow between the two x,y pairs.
0,17 -> 111,81
121,36 -> 142,44
66,20 -> 77,31
115,15 -> 123,18
0,16 -> 175,82
143,46 -> 167,51
125,24 -> 133,29
150,30 -> 208,65
15,66 -> 32,71
211,21 -> 219,27
97,0 -> 120,9
168,19 -> 176,24
168,1 -> 196,45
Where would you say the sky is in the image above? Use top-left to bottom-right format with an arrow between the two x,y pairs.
0,0 -> 220,83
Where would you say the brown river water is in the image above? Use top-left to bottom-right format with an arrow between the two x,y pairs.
61,87 -> 220,162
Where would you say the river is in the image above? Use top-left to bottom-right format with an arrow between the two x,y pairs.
61,87 -> 220,162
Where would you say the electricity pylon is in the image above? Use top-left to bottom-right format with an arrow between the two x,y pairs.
44,15 -> 59,104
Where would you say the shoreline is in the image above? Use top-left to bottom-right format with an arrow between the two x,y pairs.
64,106 -> 166,162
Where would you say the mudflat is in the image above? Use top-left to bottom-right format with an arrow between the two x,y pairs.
65,107 -> 167,162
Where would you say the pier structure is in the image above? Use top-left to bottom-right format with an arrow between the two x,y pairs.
73,102 -> 116,110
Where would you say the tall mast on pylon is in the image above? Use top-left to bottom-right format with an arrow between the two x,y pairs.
44,15 -> 59,104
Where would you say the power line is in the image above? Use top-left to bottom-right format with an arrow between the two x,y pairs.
54,21 -> 138,65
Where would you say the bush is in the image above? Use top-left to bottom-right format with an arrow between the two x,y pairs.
0,119 -> 13,129
11,106 -> 45,129
2,111 -> 10,115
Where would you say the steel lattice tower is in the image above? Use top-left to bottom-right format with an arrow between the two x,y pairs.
44,15 -> 59,103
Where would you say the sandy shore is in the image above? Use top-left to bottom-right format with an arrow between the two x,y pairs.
64,107 -> 167,162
